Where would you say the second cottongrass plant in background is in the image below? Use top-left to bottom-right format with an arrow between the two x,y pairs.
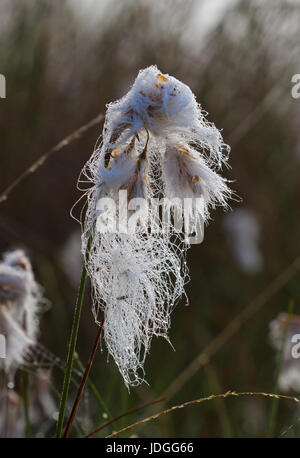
0,249 -> 50,437
0,249 -> 45,377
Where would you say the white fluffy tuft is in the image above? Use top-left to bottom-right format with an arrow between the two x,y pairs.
80,66 -> 231,387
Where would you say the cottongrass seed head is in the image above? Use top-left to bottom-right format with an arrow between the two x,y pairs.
80,65 -> 232,387
0,249 -> 45,376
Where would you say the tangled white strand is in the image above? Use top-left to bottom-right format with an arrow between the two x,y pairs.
0,250 -> 45,375
80,65 -> 231,387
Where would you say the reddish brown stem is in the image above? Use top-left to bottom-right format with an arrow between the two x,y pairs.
63,316 -> 105,438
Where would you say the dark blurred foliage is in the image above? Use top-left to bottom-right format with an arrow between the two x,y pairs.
0,0 -> 300,437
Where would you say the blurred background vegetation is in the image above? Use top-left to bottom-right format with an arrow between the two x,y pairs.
0,0 -> 300,438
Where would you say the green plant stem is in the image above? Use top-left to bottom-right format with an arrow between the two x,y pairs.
55,246 -> 90,438
266,300 -> 294,438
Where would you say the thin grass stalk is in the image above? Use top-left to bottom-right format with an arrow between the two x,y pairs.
63,316 -> 105,438
73,353 -> 112,419
163,256 -> 300,400
0,113 -> 103,203
106,391 -> 300,438
86,397 -> 165,438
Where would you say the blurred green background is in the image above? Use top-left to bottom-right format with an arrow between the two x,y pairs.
0,0 -> 300,437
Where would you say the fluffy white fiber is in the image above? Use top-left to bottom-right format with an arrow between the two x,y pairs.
0,250 -> 44,375
88,232 -> 188,386
103,66 -> 229,167
80,65 -> 231,387
163,140 -> 231,221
